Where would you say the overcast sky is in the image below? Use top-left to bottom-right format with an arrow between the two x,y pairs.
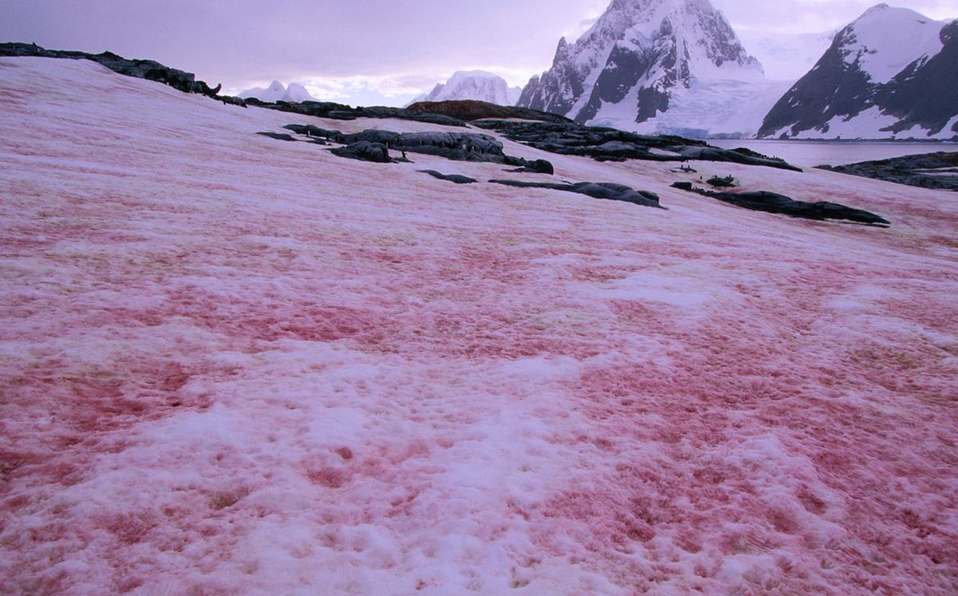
2,0 -> 955,106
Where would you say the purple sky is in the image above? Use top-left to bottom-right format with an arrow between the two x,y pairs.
2,0 -> 955,106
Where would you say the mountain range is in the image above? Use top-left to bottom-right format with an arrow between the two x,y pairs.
239,80 -> 316,103
510,0 -> 957,140
394,0 -> 947,140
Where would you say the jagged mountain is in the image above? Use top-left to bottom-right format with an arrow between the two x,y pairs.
239,80 -> 315,103
410,71 -> 522,107
759,4 -> 958,140
517,0 -> 776,138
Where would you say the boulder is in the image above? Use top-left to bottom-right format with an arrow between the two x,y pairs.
329,142 -> 391,163
489,180 -> 661,208
707,175 -> 736,188
419,170 -> 478,184
673,184 -> 890,226
344,130 -> 403,146
283,124 -> 344,143
256,132 -> 296,142
219,95 -> 248,108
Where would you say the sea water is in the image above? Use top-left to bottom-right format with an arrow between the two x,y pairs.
708,140 -> 958,168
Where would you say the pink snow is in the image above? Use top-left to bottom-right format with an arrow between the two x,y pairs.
1,57 -> 957,596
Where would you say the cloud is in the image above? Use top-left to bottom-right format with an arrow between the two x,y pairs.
300,74 -> 436,102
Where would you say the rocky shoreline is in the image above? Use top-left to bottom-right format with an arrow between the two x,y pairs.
472,120 -> 802,171
817,152 -> 958,191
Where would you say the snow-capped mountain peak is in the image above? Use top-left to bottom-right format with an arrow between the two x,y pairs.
413,71 -> 521,107
586,0 -> 762,79
265,80 -> 284,96
758,4 -> 958,140
517,0 -> 772,137
839,4 -> 945,84
239,80 -> 316,103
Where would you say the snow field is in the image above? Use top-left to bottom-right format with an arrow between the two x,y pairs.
1,57 -> 957,595
847,5 -> 946,85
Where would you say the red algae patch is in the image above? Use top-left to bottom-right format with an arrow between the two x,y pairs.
1,57 -> 956,595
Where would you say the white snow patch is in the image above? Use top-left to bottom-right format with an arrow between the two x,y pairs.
845,5 -> 947,84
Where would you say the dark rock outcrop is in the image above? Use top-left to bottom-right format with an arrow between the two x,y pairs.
329,142 -> 392,163
707,175 -> 736,188
671,183 -> 890,225
817,151 -> 958,191
490,180 -> 661,208
218,95 -> 248,108
283,124 -> 345,142
674,146 -> 800,171
508,159 -> 556,175
474,120 -> 801,171
280,125 -> 554,172
0,42 -> 231,100
474,120 -> 692,162
418,170 -> 479,184
286,126 -> 503,160
256,132 -> 296,142
405,100 -> 572,124
249,98 -> 468,127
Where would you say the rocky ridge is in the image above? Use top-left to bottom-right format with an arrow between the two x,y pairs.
0,42 -> 224,98
405,100 -> 572,124
671,182 -> 891,225
280,124 -> 554,173
472,119 -> 802,171
817,151 -> 958,191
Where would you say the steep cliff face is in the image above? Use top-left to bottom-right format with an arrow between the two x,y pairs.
759,5 -> 958,140
517,0 -> 768,136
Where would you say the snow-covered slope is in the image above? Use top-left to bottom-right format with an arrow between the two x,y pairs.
412,71 -> 521,107
239,80 -> 316,103
759,5 -> 958,139
738,30 -> 836,82
517,0 -> 773,137
2,56 -> 958,596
